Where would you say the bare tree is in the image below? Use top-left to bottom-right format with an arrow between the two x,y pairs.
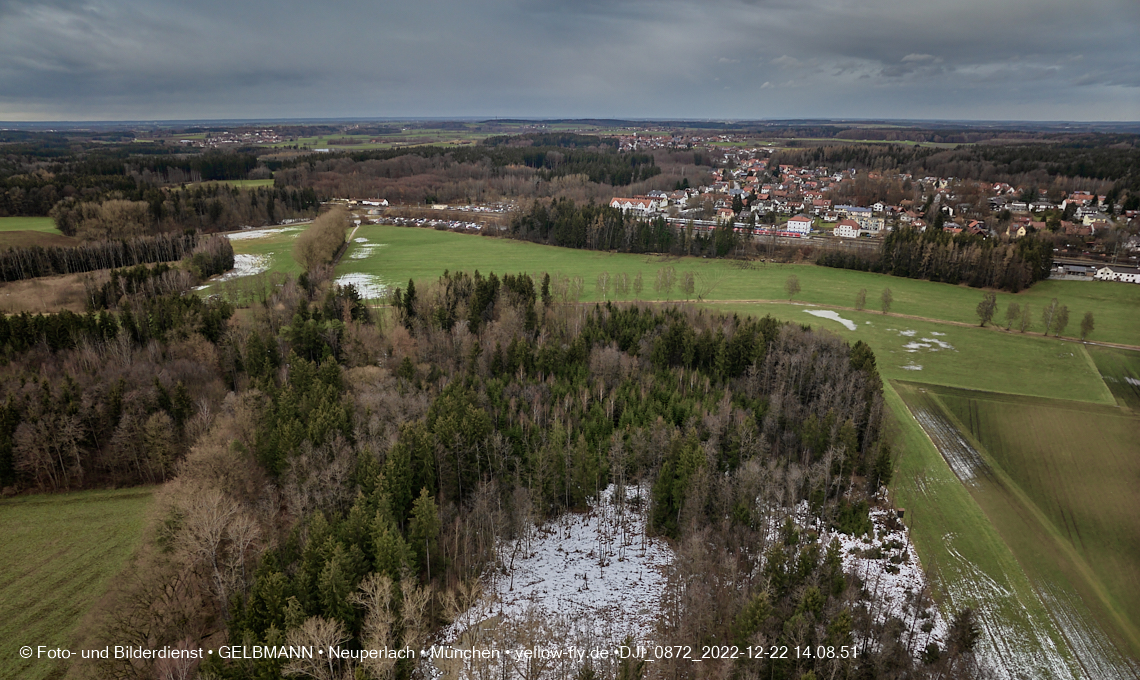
976,291 -> 997,327
596,271 -> 610,301
880,287 -> 893,314
654,266 -> 676,300
785,274 -> 801,301
855,288 -> 867,311
1052,304 -> 1070,337
681,271 -> 696,300
1019,304 -> 1032,333
1080,311 -> 1095,340
1005,301 -> 1020,330
632,271 -> 643,299
1041,298 -> 1059,336
284,616 -> 351,680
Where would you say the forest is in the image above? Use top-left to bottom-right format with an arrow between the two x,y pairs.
817,226 -> 1054,292
0,262 -> 978,679
0,232 -> 233,283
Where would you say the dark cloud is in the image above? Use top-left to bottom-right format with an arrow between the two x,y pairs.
0,0 -> 1136,120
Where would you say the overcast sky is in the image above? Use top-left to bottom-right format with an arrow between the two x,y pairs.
0,0 -> 1137,122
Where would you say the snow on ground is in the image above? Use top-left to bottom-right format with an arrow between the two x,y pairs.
804,309 -> 857,330
219,254 -> 270,280
225,226 -> 303,240
1125,377 -> 1140,387
348,239 -> 388,260
833,507 -> 949,655
901,364 -> 923,371
765,501 -> 948,663
910,405 -> 988,486
444,485 -> 673,647
902,338 -> 956,353
930,331 -> 946,336
898,329 -> 917,337
334,273 -> 388,299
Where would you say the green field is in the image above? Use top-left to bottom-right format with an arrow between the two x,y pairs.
0,216 -> 61,234
895,383 -> 1140,676
707,301 -> 1115,404
885,382 -> 1089,678
1087,345 -> 1140,409
330,225 -> 1140,346
0,488 -> 153,680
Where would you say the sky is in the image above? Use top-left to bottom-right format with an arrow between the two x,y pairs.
0,0 -> 1137,122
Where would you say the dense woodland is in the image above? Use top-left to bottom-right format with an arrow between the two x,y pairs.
509,199 -> 746,258
819,227 -> 1054,292
0,232 -> 233,283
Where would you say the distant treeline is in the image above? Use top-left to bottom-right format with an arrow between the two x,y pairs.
771,142 -> 1140,208
276,143 -> 660,188
49,184 -> 317,238
818,226 -> 1053,292
481,132 -> 619,149
508,198 -> 743,257
0,232 -> 233,283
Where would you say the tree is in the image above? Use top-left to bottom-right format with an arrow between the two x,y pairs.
293,207 -> 349,272
1004,301 -> 1020,330
1052,304 -> 1070,337
854,288 -> 867,311
880,287 -> 893,314
1080,311 -> 1095,340
949,607 -> 981,655
596,271 -> 610,301
785,274 -> 801,301
632,271 -> 643,299
654,266 -> 676,300
680,271 -> 696,300
976,291 -> 997,327
1019,304 -> 1032,333
1041,298 -> 1059,336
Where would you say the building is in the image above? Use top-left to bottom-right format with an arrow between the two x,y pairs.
785,214 -> 813,235
610,197 -> 663,213
1095,266 -> 1140,283
834,219 -> 862,238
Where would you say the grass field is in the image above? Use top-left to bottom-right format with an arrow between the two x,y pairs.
706,301 -> 1115,404
1086,345 -> 1140,410
895,383 -> 1140,676
885,382 -> 1088,678
935,387 -> 1140,656
332,226 -> 1140,345
0,216 -> 61,234
0,488 -> 153,680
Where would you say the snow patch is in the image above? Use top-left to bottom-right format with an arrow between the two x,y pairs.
225,226 -> 302,240
348,240 -> 388,260
445,485 -> 673,647
922,337 -> 955,351
217,254 -> 270,281
804,309 -> 857,331
901,364 -> 923,371
334,273 -> 388,299
1125,377 -> 1140,387
930,331 -> 946,336
899,329 -> 917,337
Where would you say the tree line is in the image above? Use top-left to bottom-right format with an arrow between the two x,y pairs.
818,226 -> 1053,292
0,232 -> 234,283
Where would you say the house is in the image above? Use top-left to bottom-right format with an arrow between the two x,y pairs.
361,199 -> 389,207
610,196 -> 663,213
1094,266 -> 1140,283
835,219 -> 862,238
785,214 -> 813,235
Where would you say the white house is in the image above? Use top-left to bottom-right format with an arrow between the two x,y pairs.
1095,266 -> 1140,284
835,219 -> 862,239
785,214 -> 813,235
610,196 -> 663,213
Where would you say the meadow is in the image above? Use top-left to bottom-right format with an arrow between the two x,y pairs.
1086,345 -> 1140,409
0,216 -> 74,250
895,383 -> 1140,676
336,225 -> 1140,346
0,488 -> 154,680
